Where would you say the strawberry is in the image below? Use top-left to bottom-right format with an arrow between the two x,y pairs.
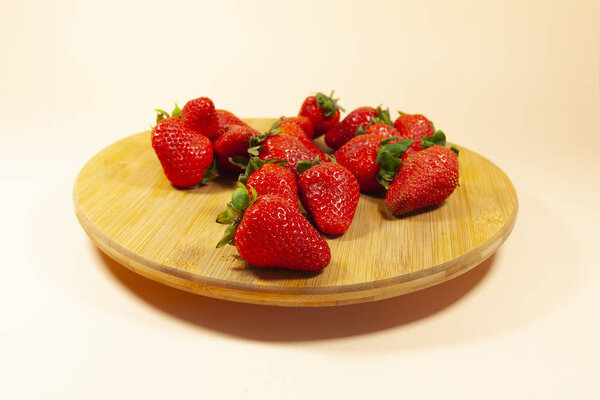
216,109 -> 247,130
324,106 -> 378,150
280,116 -> 314,138
180,97 -> 220,139
151,119 -> 217,188
271,118 -> 328,161
213,125 -> 260,173
238,157 -> 298,206
393,112 -> 435,152
248,131 -> 319,180
334,134 -> 413,192
296,159 -> 360,235
299,91 -> 344,137
216,187 -> 330,271
364,123 -> 401,138
385,145 -> 459,216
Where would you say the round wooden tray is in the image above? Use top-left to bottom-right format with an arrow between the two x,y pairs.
73,118 -> 518,307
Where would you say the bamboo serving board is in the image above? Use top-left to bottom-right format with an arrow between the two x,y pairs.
73,118 -> 518,307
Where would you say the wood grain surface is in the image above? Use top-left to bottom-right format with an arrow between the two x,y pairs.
73,118 -> 518,307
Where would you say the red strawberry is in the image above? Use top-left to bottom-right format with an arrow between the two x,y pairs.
385,145 -> 459,216
151,119 -> 216,188
393,112 -> 435,152
180,97 -> 220,139
249,132 -> 319,179
272,119 -> 328,161
299,91 -> 345,137
296,160 -> 360,235
239,158 -> 298,206
280,116 -> 314,138
334,134 -> 413,192
213,125 -> 260,173
216,109 -> 247,129
216,187 -> 330,271
364,123 -> 401,138
325,106 -> 377,150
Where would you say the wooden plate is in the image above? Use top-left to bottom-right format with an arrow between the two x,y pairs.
73,118 -> 518,307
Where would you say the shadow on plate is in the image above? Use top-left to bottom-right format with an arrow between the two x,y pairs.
97,249 -> 494,342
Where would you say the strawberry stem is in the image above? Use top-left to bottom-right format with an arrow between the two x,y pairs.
372,106 -> 393,126
315,91 -> 345,117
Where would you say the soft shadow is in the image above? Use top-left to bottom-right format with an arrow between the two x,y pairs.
97,249 -> 494,342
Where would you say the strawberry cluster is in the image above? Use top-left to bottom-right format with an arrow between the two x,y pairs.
151,92 -> 459,272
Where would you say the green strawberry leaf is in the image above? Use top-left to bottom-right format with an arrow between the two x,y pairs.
216,183 -> 255,249
270,117 -> 284,132
355,121 -> 374,135
155,109 -> 170,123
229,155 -> 250,170
315,90 -> 345,117
397,110 -> 406,116
375,138 -> 413,190
421,131 -> 459,158
247,131 -> 279,157
429,119 -> 436,132
421,130 -> 447,149
231,184 -> 250,211
171,103 -> 182,118
216,224 -> 237,248
216,205 -> 241,225
296,158 -> 321,175
201,159 -> 219,184
372,106 -> 393,126
248,184 -> 258,205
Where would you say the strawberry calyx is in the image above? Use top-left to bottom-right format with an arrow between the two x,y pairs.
315,91 -> 345,117
355,120 -> 374,135
269,117 -> 284,132
155,104 -> 181,123
238,157 -> 286,185
421,130 -> 459,156
372,106 -> 393,126
376,137 -> 414,189
247,130 -> 279,157
295,155 -> 330,176
216,182 -> 258,248
200,159 -> 219,184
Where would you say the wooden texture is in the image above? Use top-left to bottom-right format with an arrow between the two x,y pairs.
73,118 -> 518,307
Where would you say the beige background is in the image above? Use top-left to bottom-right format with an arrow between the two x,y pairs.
1,0 -> 599,398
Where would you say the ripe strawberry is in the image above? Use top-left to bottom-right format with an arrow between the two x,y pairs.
324,106 -> 377,150
280,116 -> 314,138
393,112 -> 435,152
364,123 -> 401,138
249,132 -> 319,179
271,118 -> 328,161
385,145 -> 459,216
299,91 -> 344,137
216,187 -> 330,271
216,109 -> 247,130
238,158 -> 298,206
180,97 -> 220,139
151,119 -> 216,188
213,125 -> 260,173
296,160 -> 360,235
334,134 -> 413,192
